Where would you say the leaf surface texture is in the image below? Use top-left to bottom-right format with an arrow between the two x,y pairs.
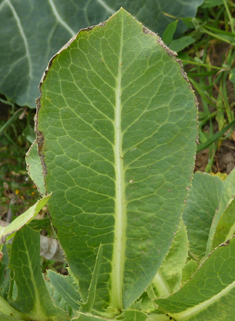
37,9 -> 197,312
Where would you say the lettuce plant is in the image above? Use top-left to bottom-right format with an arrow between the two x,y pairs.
1,8 -> 235,321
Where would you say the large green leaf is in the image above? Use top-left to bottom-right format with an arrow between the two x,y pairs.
36,8 -> 197,313
9,225 -> 69,321
0,0 -> 203,107
182,172 -> 223,262
156,236 -> 235,321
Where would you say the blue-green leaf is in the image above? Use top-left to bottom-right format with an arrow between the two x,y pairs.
0,0 -> 203,107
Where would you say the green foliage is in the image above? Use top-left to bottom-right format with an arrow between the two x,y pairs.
1,2 -> 235,321
9,225 -> 68,320
152,219 -> 188,298
47,271 -> 81,312
156,236 -> 235,321
26,140 -> 46,195
0,0 -> 203,107
0,194 -> 51,246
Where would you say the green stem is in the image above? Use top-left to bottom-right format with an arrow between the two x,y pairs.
202,28 -> 235,45
0,108 -> 23,134
182,60 -> 224,70
197,119 -> 235,152
223,0 -> 235,33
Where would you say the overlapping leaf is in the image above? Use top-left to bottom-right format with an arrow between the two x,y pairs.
9,225 -> 69,320
213,198 -> 235,247
152,219 -> 188,297
26,140 -> 46,195
156,237 -> 235,321
0,194 -> 51,245
116,310 -> 147,321
47,271 -> 80,312
0,0 -> 203,107
205,169 -> 235,256
36,8 -> 197,314
183,172 -> 223,262
73,313 -> 110,321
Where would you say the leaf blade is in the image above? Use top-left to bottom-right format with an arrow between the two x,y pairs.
183,172 -> 223,262
0,194 -> 51,245
47,271 -> 81,312
9,225 -> 69,320
156,237 -> 235,321
26,140 -> 46,195
37,8 -> 197,312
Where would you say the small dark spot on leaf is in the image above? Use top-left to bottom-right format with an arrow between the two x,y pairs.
220,239 -> 230,246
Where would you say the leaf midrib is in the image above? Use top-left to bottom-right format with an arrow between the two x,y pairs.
22,234 -> 48,320
110,15 -> 126,310
170,280 -> 235,320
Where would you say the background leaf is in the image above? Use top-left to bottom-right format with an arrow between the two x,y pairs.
26,140 -> 46,195
169,36 -> 196,53
0,245 -> 10,300
0,194 -> 51,245
213,198 -> 235,248
73,313 -> 110,321
9,225 -> 69,320
81,245 -> 103,313
0,0 -> 203,107
201,0 -> 224,8
46,278 -> 75,318
205,168 -> 235,256
116,310 -> 147,321
156,237 -> 235,321
0,314 -> 23,321
152,219 -> 188,297
183,172 -> 223,262
181,260 -> 198,284
47,270 -> 81,312
36,8 -> 197,313
162,20 -> 178,45
0,297 -> 24,320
